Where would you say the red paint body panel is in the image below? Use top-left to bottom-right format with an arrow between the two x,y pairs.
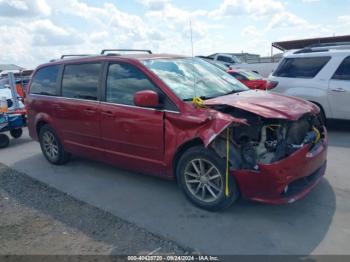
26,54 -> 328,205
100,103 -> 165,176
234,132 -> 327,204
204,90 -> 320,121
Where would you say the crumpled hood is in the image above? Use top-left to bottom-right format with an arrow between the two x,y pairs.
203,90 -> 319,120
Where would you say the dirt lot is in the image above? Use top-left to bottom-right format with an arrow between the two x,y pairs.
0,164 -> 190,255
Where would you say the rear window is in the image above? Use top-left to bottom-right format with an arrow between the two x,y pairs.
62,63 -> 101,101
30,65 -> 59,95
332,56 -> 350,80
273,56 -> 330,78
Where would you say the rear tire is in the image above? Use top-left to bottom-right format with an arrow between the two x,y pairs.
10,128 -> 23,139
39,125 -> 70,165
0,134 -> 10,148
176,146 -> 239,211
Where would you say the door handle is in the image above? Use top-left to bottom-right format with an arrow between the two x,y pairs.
84,108 -> 96,115
331,87 -> 346,92
101,110 -> 114,117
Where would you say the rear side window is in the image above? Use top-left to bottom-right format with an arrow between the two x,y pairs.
273,57 -> 330,78
62,63 -> 101,100
30,65 -> 59,95
217,56 -> 233,63
106,63 -> 158,105
332,56 -> 350,80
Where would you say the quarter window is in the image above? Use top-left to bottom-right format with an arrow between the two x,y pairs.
30,65 -> 59,95
106,63 -> 158,105
273,57 -> 331,78
217,56 -> 233,63
62,63 -> 101,100
332,56 -> 350,80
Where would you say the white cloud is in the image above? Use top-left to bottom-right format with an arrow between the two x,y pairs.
338,15 -> 350,26
0,0 -> 51,17
209,0 -> 284,19
141,0 -> 170,11
0,0 -> 347,69
29,19 -> 81,46
267,11 -> 308,30
241,25 -> 263,37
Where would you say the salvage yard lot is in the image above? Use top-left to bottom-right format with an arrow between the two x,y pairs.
1,122 -> 350,255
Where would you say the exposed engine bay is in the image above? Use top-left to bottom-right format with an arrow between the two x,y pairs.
210,106 -> 325,170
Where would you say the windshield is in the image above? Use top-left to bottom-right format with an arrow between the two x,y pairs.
142,58 -> 248,101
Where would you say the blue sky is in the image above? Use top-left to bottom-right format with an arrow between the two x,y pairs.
0,0 -> 350,68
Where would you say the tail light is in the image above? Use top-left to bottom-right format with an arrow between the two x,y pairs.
266,80 -> 278,90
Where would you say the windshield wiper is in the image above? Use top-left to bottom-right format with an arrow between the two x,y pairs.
183,95 -> 213,101
223,90 -> 244,96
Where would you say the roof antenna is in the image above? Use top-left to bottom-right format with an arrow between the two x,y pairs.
190,20 -> 198,100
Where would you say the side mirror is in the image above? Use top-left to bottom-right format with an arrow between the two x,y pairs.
134,90 -> 160,108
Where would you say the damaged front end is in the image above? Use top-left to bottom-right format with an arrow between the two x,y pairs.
207,105 -> 327,204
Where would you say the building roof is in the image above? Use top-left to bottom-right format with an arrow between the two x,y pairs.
0,64 -> 24,72
272,35 -> 350,51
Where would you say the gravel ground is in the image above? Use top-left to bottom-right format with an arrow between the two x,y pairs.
0,163 -> 191,255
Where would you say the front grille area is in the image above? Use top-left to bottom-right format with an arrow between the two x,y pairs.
282,161 -> 326,197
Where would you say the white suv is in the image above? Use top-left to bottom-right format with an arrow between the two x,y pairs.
269,44 -> 350,121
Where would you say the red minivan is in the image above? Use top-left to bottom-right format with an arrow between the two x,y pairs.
26,50 -> 328,211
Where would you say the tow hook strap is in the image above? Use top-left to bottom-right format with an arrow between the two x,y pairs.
225,128 -> 230,197
312,126 -> 321,144
192,96 -> 230,197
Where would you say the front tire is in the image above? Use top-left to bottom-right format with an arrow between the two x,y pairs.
39,125 -> 70,165
176,146 -> 239,211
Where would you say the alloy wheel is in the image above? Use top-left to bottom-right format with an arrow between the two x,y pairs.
184,158 -> 223,203
42,131 -> 59,161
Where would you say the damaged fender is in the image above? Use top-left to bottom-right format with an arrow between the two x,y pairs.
163,108 -> 247,177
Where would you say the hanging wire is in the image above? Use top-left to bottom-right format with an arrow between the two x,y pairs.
190,20 -> 197,99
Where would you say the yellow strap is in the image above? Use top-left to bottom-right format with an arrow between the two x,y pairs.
312,126 -> 321,144
192,97 -> 204,108
225,128 -> 230,197
193,96 -> 230,196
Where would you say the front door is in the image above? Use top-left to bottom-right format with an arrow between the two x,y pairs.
100,62 -> 165,175
328,56 -> 350,120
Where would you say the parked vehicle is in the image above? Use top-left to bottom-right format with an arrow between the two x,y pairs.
227,69 -> 267,90
203,53 -> 243,66
197,58 -> 268,90
0,72 -> 27,148
199,53 -> 278,77
269,43 -> 350,121
26,50 -> 327,211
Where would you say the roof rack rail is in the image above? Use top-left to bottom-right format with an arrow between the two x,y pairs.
293,48 -> 329,54
60,54 -> 92,59
307,41 -> 350,48
294,42 -> 350,54
101,49 -> 152,55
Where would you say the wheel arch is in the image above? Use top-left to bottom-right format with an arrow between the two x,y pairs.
36,120 -> 48,137
308,100 -> 327,121
172,138 -> 204,181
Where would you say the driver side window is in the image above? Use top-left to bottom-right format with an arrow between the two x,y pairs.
106,63 -> 158,105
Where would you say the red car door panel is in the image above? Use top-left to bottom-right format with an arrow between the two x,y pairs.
55,98 -> 102,159
101,104 -> 165,175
